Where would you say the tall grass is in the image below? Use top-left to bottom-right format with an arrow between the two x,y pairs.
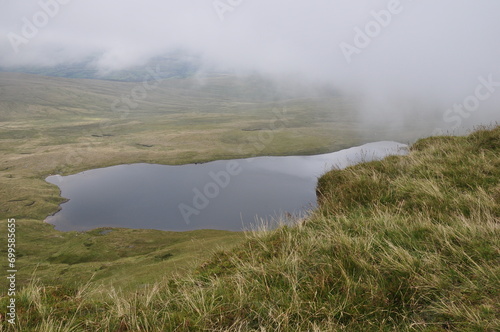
1,126 -> 498,331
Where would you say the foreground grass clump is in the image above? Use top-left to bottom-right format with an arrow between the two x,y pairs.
1,126 -> 499,331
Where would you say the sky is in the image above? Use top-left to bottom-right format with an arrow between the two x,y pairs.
1,0 -> 499,133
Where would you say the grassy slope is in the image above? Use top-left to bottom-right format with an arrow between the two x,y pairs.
0,219 -> 244,291
1,126 -> 498,331
0,72 -> 434,298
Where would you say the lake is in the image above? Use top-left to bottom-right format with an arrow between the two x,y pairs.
45,141 -> 407,232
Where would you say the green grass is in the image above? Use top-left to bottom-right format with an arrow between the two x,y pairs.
0,71 -> 434,300
0,126 -> 497,331
0,219 -> 244,291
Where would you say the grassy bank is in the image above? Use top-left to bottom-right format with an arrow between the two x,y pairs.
0,72 -> 433,301
0,219 -> 245,291
1,126 -> 498,331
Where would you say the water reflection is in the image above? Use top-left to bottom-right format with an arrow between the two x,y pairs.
46,142 -> 407,231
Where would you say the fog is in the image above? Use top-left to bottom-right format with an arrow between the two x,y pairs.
1,0 -> 499,133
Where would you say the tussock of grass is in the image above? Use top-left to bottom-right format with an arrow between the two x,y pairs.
1,126 -> 499,331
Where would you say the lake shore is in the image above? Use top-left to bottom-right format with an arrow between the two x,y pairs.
44,141 -> 408,232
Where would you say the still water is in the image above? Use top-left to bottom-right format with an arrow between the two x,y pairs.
45,142 -> 407,232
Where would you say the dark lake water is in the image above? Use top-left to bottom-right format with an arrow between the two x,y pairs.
45,142 -> 407,232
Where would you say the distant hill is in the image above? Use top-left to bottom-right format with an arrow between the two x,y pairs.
0,52 -> 201,82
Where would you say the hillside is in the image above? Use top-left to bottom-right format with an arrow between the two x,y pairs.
0,72 -> 437,311
1,126 -> 498,331
0,54 -> 200,82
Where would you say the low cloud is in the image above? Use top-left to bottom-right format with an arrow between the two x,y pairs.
1,0 -> 499,132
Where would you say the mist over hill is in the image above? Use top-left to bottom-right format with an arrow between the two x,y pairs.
1,2 -> 499,330
1,1 -> 500,134
0,52 -> 201,82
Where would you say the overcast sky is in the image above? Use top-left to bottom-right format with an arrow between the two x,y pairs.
1,0 -> 499,132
